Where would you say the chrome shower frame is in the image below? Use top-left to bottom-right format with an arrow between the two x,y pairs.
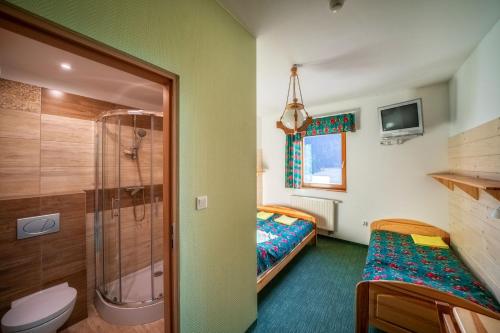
94,109 -> 164,322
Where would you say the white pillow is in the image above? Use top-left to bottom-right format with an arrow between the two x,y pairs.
257,230 -> 278,243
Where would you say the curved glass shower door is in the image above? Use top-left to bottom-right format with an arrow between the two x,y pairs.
95,110 -> 163,307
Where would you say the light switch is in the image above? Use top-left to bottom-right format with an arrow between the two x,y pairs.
196,196 -> 208,210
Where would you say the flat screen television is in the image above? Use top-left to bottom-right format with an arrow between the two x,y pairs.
378,98 -> 423,138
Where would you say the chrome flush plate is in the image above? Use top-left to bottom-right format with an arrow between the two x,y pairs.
17,213 -> 60,239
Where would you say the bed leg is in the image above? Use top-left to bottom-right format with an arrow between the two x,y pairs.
311,233 -> 317,246
355,282 -> 369,333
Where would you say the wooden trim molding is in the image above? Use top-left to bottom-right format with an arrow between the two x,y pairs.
301,132 -> 347,191
0,3 -> 179,333
257,205 -> 317,223
0,3 -> 175,85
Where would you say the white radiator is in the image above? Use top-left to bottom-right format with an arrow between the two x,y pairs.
290,196 -> 336,232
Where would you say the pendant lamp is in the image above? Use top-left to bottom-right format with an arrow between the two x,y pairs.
276,65 -> 312,134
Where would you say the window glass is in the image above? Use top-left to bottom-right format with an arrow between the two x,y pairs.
303,134 -> 344,186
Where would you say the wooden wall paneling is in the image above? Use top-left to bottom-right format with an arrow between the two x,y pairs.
447,117 -> 500,302
41,88 -> 124,120
448,118 -> 500,148
0,196 -> 41,318
41,114 -> 94,144
0,109 -> 40,140
39,193 -> 87,328
41,166 -> 94,194
41,141 -> 94,167
85,213 -> 95,306
0,79 -> 42,198
0,193 -> 87,329
0,167 -> 40,198
0,137 -> 40,167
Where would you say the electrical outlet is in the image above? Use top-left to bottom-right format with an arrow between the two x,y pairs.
362,220 -> 368,227
196,196 -> 208,210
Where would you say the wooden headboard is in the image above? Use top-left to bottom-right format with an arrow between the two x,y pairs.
371,219 -> 450,245
257,205 -> 316,224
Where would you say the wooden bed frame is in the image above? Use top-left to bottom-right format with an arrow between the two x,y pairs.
256,205 -> 317,292
356,219 -> 500,333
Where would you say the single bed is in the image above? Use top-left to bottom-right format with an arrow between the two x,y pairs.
256,205 -> 317,292
356,219 -> 500,333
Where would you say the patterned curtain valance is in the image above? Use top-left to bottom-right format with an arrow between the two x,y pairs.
305,113 -> 355,136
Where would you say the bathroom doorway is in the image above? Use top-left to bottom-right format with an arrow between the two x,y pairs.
0,3 -> 179,333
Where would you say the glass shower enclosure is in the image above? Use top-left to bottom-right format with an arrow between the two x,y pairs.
94,109 -> 164,325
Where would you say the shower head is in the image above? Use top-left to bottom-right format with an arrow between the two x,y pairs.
132,128 -> 147,150
136,128 -> 147,138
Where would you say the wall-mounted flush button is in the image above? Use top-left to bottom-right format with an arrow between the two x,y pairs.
196,196 -> 208,210
17,213 -> 60,239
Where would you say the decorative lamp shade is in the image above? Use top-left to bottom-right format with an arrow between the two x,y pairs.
276,65 -> 312,134
281,106 -> 307,130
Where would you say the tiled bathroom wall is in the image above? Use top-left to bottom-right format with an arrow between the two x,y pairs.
0,78 -> 123,197
0,78 -> 164,326
0,193 -> 87,327
0,79 -> 41,197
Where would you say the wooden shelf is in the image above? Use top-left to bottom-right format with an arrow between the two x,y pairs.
429,173 -> 500,201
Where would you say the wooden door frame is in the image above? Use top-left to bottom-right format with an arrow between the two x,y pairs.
0,3 -> 179,333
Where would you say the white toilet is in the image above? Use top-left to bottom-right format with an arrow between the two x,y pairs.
1,283 -> 77,333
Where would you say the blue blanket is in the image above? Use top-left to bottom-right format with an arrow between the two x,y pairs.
257,214 -> 314,275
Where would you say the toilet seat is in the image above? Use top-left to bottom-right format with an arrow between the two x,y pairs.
1,283 -> 77,333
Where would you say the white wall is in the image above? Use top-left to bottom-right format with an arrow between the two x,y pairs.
261,83 -> 450,245
449,20 -> 500,136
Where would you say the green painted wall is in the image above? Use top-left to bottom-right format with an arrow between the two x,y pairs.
7,0 -> 257,332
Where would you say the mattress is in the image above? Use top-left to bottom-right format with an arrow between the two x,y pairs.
257,214 -> 314,276
362,230 -> 500,312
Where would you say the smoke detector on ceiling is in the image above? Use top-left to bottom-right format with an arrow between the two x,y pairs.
329,0 -> 345,13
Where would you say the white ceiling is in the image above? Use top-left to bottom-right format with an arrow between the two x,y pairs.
0,28 -> 163,110
218,0 -> 500,115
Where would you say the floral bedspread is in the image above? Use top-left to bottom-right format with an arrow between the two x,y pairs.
257,215 -> 314,276
362,230 -> 500,312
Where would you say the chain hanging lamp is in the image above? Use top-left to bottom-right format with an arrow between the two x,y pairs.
276,65 -> 312,134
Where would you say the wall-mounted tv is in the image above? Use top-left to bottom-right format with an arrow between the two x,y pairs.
378,98 -> 423,138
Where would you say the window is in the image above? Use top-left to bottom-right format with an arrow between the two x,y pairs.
302,132 -> 346,190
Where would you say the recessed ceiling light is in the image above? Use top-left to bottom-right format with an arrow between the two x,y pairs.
329,0 -> 345,13
50,89 -> 64,97
60,63 -> 72,71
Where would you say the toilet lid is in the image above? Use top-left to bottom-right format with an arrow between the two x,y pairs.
1,286 -> 76,332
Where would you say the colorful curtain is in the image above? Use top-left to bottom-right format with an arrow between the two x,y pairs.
284,113 -> 355,189
285,133 -> 302,188
305,113 -> 356,136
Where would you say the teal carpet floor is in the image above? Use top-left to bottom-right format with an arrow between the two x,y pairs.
247,236 -> 369,333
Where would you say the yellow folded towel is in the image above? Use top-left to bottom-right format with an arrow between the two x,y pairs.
274,215 -> 298,226
257,211 -> 274,220
411,234 -> 449,249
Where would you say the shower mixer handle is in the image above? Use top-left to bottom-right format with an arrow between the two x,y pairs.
126,186 -> 144,197
123,147 -> 138,160
111,197 -> 119,217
